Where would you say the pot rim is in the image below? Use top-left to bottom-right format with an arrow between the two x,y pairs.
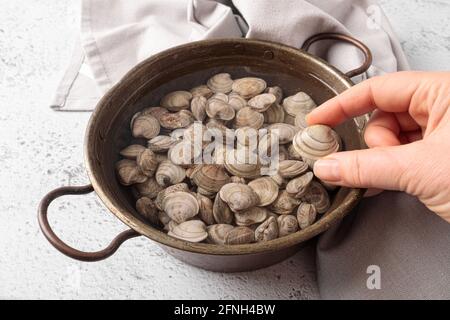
84,38 -> 365,256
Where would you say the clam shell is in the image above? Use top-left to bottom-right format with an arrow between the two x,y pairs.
164,220 -> 179,232
282,91 -> 316,116
248,177 -> 279,206
206,99 -> 235,121
277,215 -> 299,237
136,149 -> 159,177
136,197 -> 159,226
161,90 -> 192,111
234,107 -> 264,129
292,125 -> 340,168
235,126 -> 258,147
224,149 -> 261,179
159,110 -> 194,130
168,220 -> 207,243
120,144 -> 146,159
115,159 -> 147,186
268,123 -> 298,144
141,106 -> 169,121
155,183 -> 189,210
228,92 -> 247,111
135,177 -> 164,199
278,160 -> 309,178
263,103 -> 285,124
158,210 -> 171,226
297,202 -> 317,229
213,193 -> 234,224
294,110 -> 309,129
190,96 -> 208,121
162,191 -> 199,223
167,140 -> 202,166
147,135 -> 178,153
190,85 -> 213,99
209,92 -> 229,102
232,77 -> 267,99
155,160 -> 186,187
205,118 -> 235,145
265,86 -> 283,104
191,164 -> 231,193
206,224 -> 234,244
255,216 -> 279,242
248,93 -> 276,112
196,193 -> 215,225
270,173 -> 286,188
269,190 -> 301,215
286,172 -> 314,198
131,113 -> 161,139
225,226 -> 255,245
301,181 -> 330,214
219,183 -> 260,212
234,207 -> 268,226
207,73 -> 233,94
197,186 -> 217,198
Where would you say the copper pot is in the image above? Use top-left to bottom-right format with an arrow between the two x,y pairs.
38,33 -> 371,272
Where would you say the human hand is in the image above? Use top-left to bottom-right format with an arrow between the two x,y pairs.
307,71 -> 450,222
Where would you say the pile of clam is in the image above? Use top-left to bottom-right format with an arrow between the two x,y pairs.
115,73 -> 342,245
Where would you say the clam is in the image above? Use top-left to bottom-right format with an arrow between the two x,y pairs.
219,183 -> 260,212
248,93 -> 276,112
155,160 -> 186,187
213,193 -> 234,224
234,107 -> 264,129
197,186 -> 217,199
131,113 -> 160,139
159,110 -> 194,130
255,216 -> 279,242
292,125 -> 340,168
206,99 -> 235,121
161,90 -> 192,111
191,164 -> 231,193
277,215 -> 299,237
248,177 -> 279,206
268,123 -> 298,144
164,220 -> 179,232
119,144 -> 146,159
141,106 -> 169,121
136,149 -> 159,177
225,226 -> 255,245
278,160 -> 309,178
263,103 -> 285,124
162,191 -> 199,223
206,224 -> 234,244
297,203 -> 317,229
282,91 -> 316,116
135,177 -> 164,199
205,118 -> 235,144
155,183 -> 189,210
167,140 -> 202,166
209,92 -> 229,103
301,181 -> 330,214
182,122 -> 207,142
235,126 -> 259,147
232,77 -> 267,99
196,193 -> 215,225
115,159 -> 147,186
207,73 -> 233,94
224,149 -> 261,179
234,207 -> 268,226
190,96 -> 208,121
168,220 -> 208,243
294,110 -> 309,129
136,197 -> 159,226
228,92 -> 247,111
286,172 -> 314,198
270,173 -> 286,188
147,135 -> 178,153
265,86 -> 283,104
269,190 -> 301,215
190,85 -> 213,99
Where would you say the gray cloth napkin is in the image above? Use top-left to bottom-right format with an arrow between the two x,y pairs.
51,0 -> 409,111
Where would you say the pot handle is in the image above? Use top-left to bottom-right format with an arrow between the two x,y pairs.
301,32 -> 373,78
38,184 -> 140,262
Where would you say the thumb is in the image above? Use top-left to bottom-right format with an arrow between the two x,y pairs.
313,144 -> 420,191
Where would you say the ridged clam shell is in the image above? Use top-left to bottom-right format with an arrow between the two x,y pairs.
161,91 -> 192,111
191,164 -> 231,193
167,140 -> 202,166
224,149 -> 261,179
206,99 -> 235,121
265,86 -> 283,104
269,190 -> 301,215
234,107 -> 264,129
206,224 -> 234,244
136,149 -> 159,177
232,77 -> 267,99
147,135 -> 178,153
248,177 -> 279,206
234,207 -> 268,226
120,144 -> 146,159
297,203 -> 317,229
294,110 -> 309,129
136,197 -> 159,226
155,183 -> 189,210
155,160 -> 186,187
292,125 -> 340,168
248,93 -> 276,112
277,215 -> 299,237
282,91 -> 316,116
190,85 -> 213,99
207,73 -> 233,94
190,96 -> 208,121
268,123 -> 298,144
213,193 -> 234,224
219,183 -> 260,212
263,103 -> 285,124
278,160 -> 309,178
301,181 -> 330,214
197,186 -> 217,198
162,191 -> 199,223
159,110 -> 194,129
286,171 -> 314,198
270,173 -> 286,188
228,92 -> 247,111
135,177 -> 164,199
168,220 -> 207,243
196,193 -> 215,225
131,113 -> 161,139
225,226 -> 255,245
141,106 -> 169,121
115,159 -> 147,186
209,92 -> 229,103
255,216 -> 279,242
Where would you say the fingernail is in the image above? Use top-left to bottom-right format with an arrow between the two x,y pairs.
314,159 -> 341,182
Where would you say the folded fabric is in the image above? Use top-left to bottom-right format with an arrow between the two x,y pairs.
51,0 -> 409,111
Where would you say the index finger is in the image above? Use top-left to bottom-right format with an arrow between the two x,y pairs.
306,71 -> 421,127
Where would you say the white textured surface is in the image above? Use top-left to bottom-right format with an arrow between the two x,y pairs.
0,0 -> 448,299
